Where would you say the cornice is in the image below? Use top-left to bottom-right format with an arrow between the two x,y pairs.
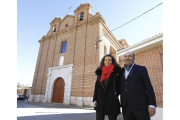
39,15 -> 103,42
125,33 -> 163,50
117,33 -> 163,57
48,64 -> 74,70
74,3 -> 92,13
38,34 -> 57,43
96,12 -> 106,24
50,17 -> 62,25
38,36 -> 45,43
60,15 -> 75,24
118,39 -> 129,47
100,22 -> 122,50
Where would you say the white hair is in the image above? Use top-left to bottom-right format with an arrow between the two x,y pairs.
124,51 -> 135,58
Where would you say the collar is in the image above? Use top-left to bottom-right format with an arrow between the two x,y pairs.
124,63 -> 135,71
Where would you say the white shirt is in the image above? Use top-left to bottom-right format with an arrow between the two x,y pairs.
124,63 -> 134,79
124,63 -> 156,109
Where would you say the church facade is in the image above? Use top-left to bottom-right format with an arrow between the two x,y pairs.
28,3 -> 163,108
28,3 -> 125,106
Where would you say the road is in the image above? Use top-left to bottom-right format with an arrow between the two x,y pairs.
17,100 -> 47,108
17,100 -> 123,120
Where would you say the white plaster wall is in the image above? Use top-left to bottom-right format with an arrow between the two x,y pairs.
59,56 -> 64,66
29,64 -> 73,104
100,35 -> 117,58
102,36 -> 111,53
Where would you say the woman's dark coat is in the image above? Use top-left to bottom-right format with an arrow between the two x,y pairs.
93,66 -> 122,116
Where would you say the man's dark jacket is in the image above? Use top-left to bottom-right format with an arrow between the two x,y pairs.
120,64 -> 157,110
93,66 -> 122,116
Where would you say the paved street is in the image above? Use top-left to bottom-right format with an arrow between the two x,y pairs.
17,100 -> 47,108
17,100 -> 123,120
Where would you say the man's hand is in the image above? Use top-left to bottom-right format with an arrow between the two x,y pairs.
148,106 -> 156,117
94,101 -> 97,107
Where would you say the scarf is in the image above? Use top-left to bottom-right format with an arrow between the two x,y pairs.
100,64 -> 114,82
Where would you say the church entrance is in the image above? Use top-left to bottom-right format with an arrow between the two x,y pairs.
52,77 -> 65,103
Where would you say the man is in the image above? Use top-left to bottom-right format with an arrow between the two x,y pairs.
120,51 -> 156,120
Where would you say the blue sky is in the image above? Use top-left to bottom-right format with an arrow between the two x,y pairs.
17,0 -> 163,86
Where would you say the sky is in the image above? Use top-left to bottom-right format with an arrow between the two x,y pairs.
17,0 -> 163,86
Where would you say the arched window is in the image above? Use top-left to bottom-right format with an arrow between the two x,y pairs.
53,25 -> 56,32
61,41 -> 67,53
79,12 -> 84,21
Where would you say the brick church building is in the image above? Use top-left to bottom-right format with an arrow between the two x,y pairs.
28,3 -> 163,108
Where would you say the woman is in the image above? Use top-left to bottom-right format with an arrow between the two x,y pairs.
93,54 -> 122,120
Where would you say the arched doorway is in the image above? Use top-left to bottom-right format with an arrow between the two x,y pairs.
52,77 -> 65,103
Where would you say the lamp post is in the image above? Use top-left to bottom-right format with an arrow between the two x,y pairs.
95,38 -> 102,49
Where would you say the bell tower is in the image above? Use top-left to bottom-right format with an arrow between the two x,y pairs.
74,3 -> 92,24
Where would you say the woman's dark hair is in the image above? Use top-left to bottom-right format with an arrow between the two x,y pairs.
98,54 -> 119,69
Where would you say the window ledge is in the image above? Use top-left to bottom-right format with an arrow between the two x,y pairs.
59,53 -> 66,55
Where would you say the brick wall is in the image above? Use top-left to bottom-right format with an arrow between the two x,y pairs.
17,89 -> 24,95
82,23 -> 100,97
60,16 -> 74,31
17,89 -> 31,98
31,41 -> 44,95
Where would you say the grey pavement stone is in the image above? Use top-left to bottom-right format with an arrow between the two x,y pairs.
27,102 -> 94,109
19,101 -> 124,120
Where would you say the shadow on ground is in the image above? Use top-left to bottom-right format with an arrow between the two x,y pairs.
17,112 -> 123,120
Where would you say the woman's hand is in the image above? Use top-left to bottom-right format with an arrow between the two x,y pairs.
94,101 -> 97,107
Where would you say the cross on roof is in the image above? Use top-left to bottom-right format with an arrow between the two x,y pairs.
68,7 -> 72,15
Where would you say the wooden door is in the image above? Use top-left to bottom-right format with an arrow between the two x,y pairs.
52,77 -> 65,103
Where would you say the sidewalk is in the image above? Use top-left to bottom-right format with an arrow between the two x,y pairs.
26,101 -> 162,120
27,101 -> 94,109
26,101 -> 124,120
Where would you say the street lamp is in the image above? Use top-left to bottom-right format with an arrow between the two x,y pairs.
95,39 -> 102,48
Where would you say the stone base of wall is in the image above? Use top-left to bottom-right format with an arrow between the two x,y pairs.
28,95 -> 94,107
27,95 -> 33,102
27,95 -> 45,103
71,96 -> 93,106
